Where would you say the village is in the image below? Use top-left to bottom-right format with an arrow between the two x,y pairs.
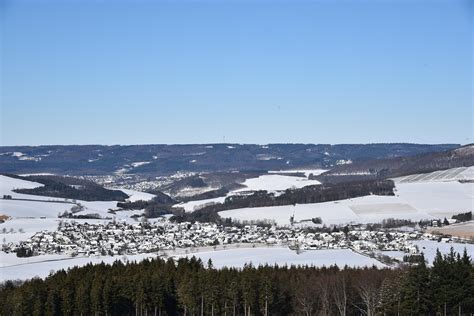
1,218 -> 462,265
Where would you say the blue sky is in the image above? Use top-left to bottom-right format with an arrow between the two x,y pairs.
1,0 -> 472,145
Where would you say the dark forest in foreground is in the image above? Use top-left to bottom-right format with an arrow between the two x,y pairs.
1,249 -> 473,316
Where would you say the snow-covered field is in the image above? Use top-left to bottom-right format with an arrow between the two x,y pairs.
268,169 -> 326,177
178,196 -> 227,212
174,247 -> 385,269
0,175 -> 43,193
120,189 -> 155,202
0,175 -> 156,220
0,175 -> 64,202
394,166 -> 474,183
0,253 -> 158,281
220,196 -> 420,226
219,181 -> 473,226
0,199 -> 74,218
235,174 -> 321,192
394,181 -> 473,216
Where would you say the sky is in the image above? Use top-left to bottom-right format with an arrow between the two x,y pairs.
1,0 -> 472,146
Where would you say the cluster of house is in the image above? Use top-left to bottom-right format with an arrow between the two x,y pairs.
85,171 -> 196,193
2,219 -> 450,259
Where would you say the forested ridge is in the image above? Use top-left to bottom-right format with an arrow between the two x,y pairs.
0,143 -> 458,176
318,144 -> 474,184
1,249 -> 472,315
6,174 -> 129,202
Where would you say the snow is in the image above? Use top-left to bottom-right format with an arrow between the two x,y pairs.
1,252 -> 69,268
131,161 -> 151,168
78,201 -> 118,217
178,196 -> 227,212
119,189 -> 155,202
19,156 -> 41,161
19,173 -> 55,176
176,173 -> 324,213
336,159 -> 353,165
0,253 -> 159,281
378,250 -> 405,260
394,182 -> 473,216
0,175 -> 143,219
0,199 -> 75,218
174,170 -> 327,213
219,195 -> 433,226
174,186 -> 219,198
268,169 -> 327,177
0,218 -> 60,243
0,175 -> 43,195
256,155 -> 281,161
0,175 -> 67,202
0,198 -> 119,219
219,181 -> 474,226
174,247 -> 386,269
394,166 -> 474,183
235,174 -> 321,192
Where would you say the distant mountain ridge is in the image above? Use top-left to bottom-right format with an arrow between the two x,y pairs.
318,144 -> 474,183
0,143 -> 460,176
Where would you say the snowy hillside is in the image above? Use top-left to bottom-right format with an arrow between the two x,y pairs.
219,181 -> 473,226
234,174 -> 321,192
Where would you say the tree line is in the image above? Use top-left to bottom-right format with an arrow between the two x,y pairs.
452,211 -> 472,223
116,193 -> 180,218
1,248 -> 472,316
172,180 -> 395,224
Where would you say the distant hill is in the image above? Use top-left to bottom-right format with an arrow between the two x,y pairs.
6,174 -> 129,201
317,144 -> 474,183
0,143 -> 459,176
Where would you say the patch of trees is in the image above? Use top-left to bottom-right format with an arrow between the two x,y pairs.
8,175 -> 128,201
1,248 -> 472,315
15,246 -> 34,258
381,218 -> 422,229
161,175 -> 209,196
170,208 -> 223,224
117,192 -> 175,210
173,180 -> 394,224
59,213 -> 103,220
144,205 -> 177,218
117,193 -> 179,219
452,211 -> 472,223
311,217 -> 322,224
117,200 -> 151,210
152,191 -> 178,204
176,188 -> 229,203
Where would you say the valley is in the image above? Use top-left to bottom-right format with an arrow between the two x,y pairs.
0,143 -> 472,282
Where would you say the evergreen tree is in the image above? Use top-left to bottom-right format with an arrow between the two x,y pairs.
400,253 -> 432,314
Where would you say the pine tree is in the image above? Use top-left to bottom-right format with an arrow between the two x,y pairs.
400,253 -> 432,314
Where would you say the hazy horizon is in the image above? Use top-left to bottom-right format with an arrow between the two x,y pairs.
0,141 -> 469,148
